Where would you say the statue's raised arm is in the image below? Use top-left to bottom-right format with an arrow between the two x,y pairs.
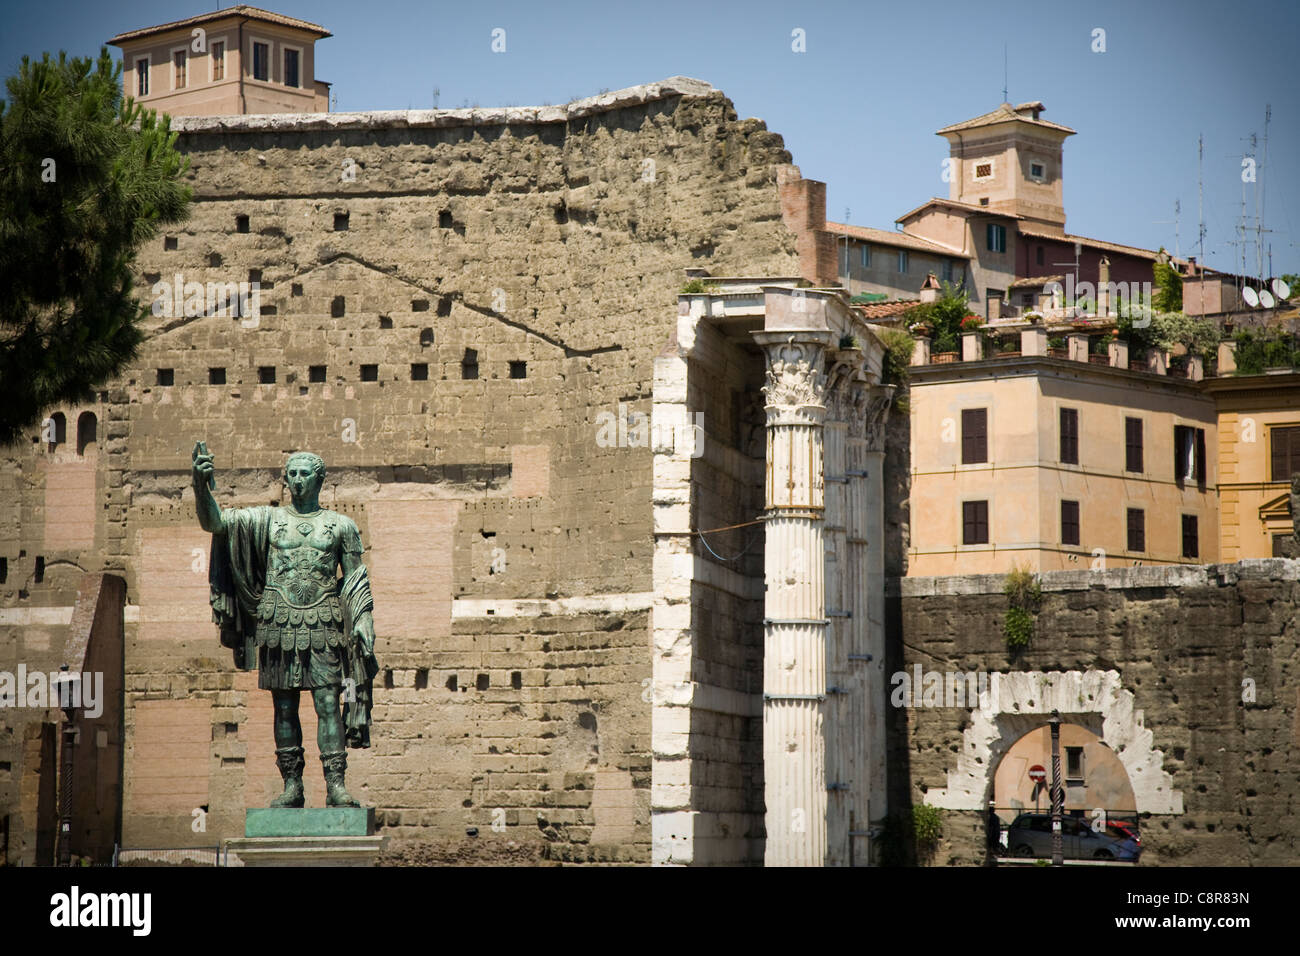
192,440 -> 224,534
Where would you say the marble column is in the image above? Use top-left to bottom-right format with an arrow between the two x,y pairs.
855,384 -> 894,853
754,331 -> 834,866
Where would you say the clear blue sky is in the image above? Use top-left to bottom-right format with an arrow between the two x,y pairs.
5,0 -> 1298,277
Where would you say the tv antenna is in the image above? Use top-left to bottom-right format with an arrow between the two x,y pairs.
1154,199 -> 1181,257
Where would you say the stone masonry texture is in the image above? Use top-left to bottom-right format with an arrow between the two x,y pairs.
0,77 -> 803,864
887,563 -> 1300,866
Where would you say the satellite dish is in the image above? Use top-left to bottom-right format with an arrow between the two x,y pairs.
1242,286 -> 1260,308
1260,289 -> 1276,309
1275,277 -> 1292,300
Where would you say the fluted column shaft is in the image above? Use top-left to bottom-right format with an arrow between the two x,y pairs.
755,333 -> 833,867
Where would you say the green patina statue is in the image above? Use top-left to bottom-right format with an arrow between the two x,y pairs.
192,442 -> 379,808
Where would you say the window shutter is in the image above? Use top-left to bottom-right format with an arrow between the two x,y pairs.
1127,508 -> 1145,552
1060,408 -> 1078,464
1182,515 -> 1199,558
962,409 -> 987,464
1174,426 -> 1186,483
1126,418 -> 1143,473
1195,429 -> 1207,487
1061,500 -> 1080,545
1272,429 -> 1288,481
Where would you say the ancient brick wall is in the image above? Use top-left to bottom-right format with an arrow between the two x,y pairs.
887,562 -> 1300,866
0,78 -> 804,863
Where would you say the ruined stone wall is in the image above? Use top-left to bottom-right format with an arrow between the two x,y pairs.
887,562 -> 1300,866
0,78 -> 804,863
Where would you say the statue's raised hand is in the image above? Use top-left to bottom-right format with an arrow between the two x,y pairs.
192,441 -> 215,489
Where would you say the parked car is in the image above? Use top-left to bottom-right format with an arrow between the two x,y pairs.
1007,813 -> 1141,861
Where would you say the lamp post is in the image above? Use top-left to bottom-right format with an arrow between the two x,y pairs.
1048,709 -> 1063,867
54,667 -> 81,867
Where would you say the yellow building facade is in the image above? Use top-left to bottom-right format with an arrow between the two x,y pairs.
1204,373 -> 1300,560
908,349 -> 1218,575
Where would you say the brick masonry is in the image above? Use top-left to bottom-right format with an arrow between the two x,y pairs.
0,77 -> 803,864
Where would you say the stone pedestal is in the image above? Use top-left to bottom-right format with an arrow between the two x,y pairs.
225,808 -> 386,866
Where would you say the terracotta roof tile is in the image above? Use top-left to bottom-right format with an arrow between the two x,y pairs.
108,5 -> 331,44
854,300 -> 918,319
937,102 -> 1075,136
895,197 -> 1023,224
1016,226 -> 1170,261
1009,275 -> 1064,289
825,221 -> 968,257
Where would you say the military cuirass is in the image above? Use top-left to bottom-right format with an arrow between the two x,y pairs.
255,508 -> 347,645
266,508 -> 340,608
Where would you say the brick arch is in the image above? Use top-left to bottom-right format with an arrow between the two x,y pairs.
924,670 -> 1184,815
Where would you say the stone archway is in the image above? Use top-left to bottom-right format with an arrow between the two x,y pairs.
923,670 -> 1183,815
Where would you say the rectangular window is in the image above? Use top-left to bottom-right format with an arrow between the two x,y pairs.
1174,425 -> 1207,484
283,48 -> 300,88
1065,746 -> 1084,781
986,223 -> 1006,253
897,250 -> 909,273
1061,500 -> 1080,546
860,245 -> 870,268
974,161 -> 993,180
1031,162 -> 1046,179
962,500 -> 989,545
961,408 -> 988,464
135,58 -> 149,96
172,50 -> 186,89
1182,514 -> 1199,559
212,41 -> 225,81
252,41 -> 269,81
1059,408 -> 1079,464
1036,245 -> 1045,266
1127,508 -> 1146,553
1269,426 -> 1300,481
941,257 -> 952,282
1274,534 -> 1291,557
1125,417 -> 1143,473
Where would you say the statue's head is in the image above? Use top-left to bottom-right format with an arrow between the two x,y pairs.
284,452 -> 326,502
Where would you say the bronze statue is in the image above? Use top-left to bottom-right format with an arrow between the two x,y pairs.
192,443 -> 378,808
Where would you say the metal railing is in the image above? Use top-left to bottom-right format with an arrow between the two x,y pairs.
113,845 -> 227,867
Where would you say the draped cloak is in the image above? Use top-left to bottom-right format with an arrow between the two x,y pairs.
207,505 -> 379,748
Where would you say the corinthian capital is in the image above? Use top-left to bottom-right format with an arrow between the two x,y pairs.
752,332 -> 837,424
855,384 -> 896,450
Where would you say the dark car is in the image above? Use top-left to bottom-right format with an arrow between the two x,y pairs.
1006,813 -> 1141,861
